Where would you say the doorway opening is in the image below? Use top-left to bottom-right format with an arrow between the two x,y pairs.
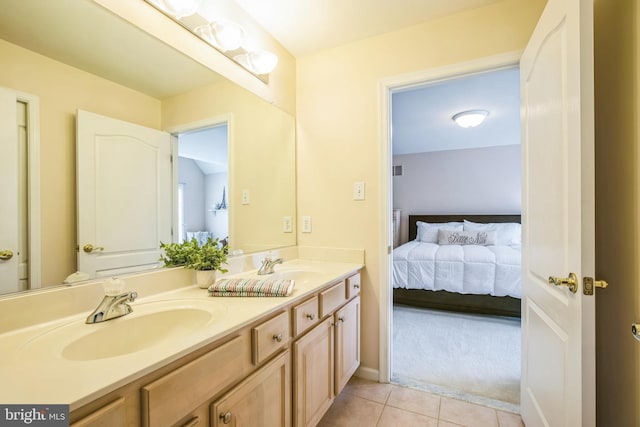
379,54 -> 523,411
174,123 -> 229,248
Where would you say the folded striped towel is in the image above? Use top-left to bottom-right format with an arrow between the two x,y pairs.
208,278 -> 295,297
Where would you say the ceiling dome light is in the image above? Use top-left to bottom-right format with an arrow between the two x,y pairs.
234,50 -> 279,75
452,110 -> 489,128
195,20 -> 245,52
156,0 -> 202,19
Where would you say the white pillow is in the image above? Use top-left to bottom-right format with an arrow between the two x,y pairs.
416,221 -> 463,243
438,229 -> 497,246
463,220 -> 521,246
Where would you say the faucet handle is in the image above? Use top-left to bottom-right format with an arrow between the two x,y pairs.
129,291 -> 138,301
104,277 -> 125,296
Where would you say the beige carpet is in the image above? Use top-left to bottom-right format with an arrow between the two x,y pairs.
392,304 -> 521,411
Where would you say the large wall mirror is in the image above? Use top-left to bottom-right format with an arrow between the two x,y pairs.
0,0 -> 296,296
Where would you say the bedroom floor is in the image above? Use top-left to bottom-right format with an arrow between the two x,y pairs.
317,377 -> 523,427
391,305 -> 521,411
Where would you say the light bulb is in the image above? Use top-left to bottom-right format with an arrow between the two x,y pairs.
235,50 -> 279,75
195,21 -> 245,52
159,0 -> 201,19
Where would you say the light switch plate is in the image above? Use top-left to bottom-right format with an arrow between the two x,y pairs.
283,216 -> 293,233
242,189 -> 250,205
353,181 -> 365,200
301,216 -> 312,233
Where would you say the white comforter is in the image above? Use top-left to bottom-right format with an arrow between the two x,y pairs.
392,241 -> 521,298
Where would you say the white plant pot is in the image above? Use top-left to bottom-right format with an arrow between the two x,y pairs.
195,270 -> 217,289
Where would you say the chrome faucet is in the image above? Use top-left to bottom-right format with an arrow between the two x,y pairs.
257,256 -> 284,275
85,291 -> 138,324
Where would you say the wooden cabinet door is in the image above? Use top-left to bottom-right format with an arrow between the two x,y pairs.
293,318 -> 334,427
334,296 -> 360,395
212,351 -> 290,427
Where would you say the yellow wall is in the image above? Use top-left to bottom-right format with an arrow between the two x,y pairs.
296,0 -> 546,373
0,39 -> 161,286
162,80 -> 296,253
594,0 -> 640,425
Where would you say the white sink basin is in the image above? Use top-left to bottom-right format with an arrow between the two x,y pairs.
63,307 -> 212,361
16,299 -> 224,362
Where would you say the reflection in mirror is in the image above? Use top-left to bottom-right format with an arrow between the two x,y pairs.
0,89 -> 40,295
0,0 -> 295,296
177,124 -> 229,246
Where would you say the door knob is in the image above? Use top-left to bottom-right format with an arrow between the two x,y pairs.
0,250 -> 13,261
548,273 -> 578,293
82,244 -> 104,253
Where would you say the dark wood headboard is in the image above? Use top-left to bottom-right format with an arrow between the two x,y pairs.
408,214 -> 521,241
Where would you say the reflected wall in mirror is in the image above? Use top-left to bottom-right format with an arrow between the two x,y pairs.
0,0 -> 296,296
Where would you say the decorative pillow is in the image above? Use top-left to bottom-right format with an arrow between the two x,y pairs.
438,229 -> 497,246
416,221 -> 463,243
463,220 -> 521,246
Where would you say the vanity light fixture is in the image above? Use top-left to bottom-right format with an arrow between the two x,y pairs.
144,0 -> 279,78
452,110 -> 489,128
234,50 -> 279,75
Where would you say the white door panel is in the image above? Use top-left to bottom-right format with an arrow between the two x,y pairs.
520,0 -> 595,425
0,88 -> 20,293
77,110 -> 172,278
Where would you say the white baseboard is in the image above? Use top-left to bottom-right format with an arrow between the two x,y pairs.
354,366 -> 381,382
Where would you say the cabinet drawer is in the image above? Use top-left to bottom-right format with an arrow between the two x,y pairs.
292,296 -> 319,337
319,281 -> 346,318
252,311 -> 290,365
346,273 -> 361,299
141,334 -> 248,427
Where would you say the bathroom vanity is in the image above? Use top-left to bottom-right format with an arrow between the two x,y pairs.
0,258 -> 362,427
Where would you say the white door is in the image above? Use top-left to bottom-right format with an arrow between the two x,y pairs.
0,88 -> 21,293
77,110 -> 172,278
520,0 -> 596,425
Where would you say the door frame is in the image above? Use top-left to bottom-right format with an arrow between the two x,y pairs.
377,51 -> 523,383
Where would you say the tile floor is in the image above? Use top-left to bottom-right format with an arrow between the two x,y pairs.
318,377 -> 524,427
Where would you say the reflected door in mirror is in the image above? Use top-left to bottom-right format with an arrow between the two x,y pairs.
76,110 -> 172,278
0,88 -> 40,294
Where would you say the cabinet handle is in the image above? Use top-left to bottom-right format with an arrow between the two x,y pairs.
305,313 -> 315,320
272,333 -> 283,342
338,316 -> 345,323
219,411 -> 232,424
353,284 -> 360,289
181,416 -> 199,427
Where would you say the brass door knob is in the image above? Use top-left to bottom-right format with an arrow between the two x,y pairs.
548,273 -> 578,293
83,244 -> 104,253
0,250 -> 13,261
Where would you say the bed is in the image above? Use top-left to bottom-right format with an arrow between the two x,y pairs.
392,214 -> 522,317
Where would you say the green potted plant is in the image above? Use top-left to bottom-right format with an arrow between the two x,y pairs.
160,237 -> 228,288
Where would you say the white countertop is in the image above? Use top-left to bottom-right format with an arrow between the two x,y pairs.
0,259 -> 362,410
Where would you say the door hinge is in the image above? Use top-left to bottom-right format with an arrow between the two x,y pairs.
583,277 -> 609,296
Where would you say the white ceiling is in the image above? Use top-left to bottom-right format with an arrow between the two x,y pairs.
232,0 -> 502,56
392,67 -> 521,155
178,125 -> 229,175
